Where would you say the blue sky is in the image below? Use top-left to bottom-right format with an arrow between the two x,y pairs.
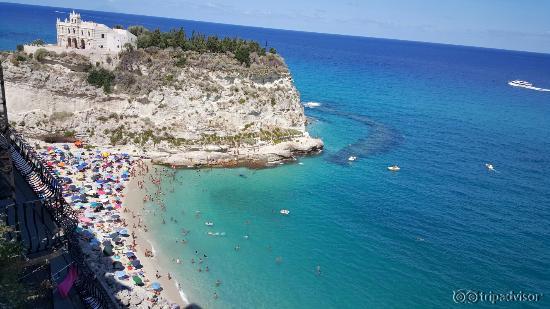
6,0 -> 550,53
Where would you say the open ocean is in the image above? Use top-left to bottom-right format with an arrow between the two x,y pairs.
2,2 -> 550,308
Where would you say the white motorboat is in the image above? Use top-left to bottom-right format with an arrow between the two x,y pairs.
387,165 -> 400,171
280,209 -> 290,215
508,80 -> 550,92
485,163 -> 495,171
205,222 -> 214,226
348,156 -> 357,161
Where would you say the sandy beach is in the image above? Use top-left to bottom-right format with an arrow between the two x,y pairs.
120,160 -> 189,307
37,142 -> 188,308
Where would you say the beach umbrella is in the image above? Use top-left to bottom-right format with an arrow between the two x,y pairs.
79,216 -> 93,224
103,245 -> 114,256
131,259 -> 142,268
113,261 -> 124,270
151,282 -> 162,291
125,252 -> 136,259
132,275 -> 144,286
90,202 -> 102,208
119,229 -> 129,236
115,271 -> 127,279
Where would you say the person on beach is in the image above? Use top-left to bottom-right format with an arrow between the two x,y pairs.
215,280 -> 221,287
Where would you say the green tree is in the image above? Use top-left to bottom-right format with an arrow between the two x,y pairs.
87,68 -> 115,93
235,47 -> 251,66
30,39 -> 45,46
128,25 -> 148,36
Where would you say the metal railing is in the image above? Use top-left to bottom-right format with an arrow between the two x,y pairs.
4,128 -> 117,309
6,129 -> 63,197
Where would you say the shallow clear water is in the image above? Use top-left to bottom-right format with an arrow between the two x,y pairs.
2,3 -> 550,308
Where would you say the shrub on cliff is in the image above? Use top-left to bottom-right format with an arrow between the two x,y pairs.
33,48 -> 48,62
87,68 -> 115,93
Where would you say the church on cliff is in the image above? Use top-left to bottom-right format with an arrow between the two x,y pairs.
56,11 -> 136,52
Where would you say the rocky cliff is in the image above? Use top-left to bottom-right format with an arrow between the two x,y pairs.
1,48 -> 323,167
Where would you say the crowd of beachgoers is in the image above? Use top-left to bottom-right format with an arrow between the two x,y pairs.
41,143 -> 181,308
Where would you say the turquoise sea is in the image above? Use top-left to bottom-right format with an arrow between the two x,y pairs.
2,3 -> 550,308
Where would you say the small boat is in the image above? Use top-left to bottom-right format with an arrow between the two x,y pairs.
485,163 -> 495,171
387,165 -> 400,171
348,156 -> 357,161
508,80 -> 550,92
280,209 -> 290,215
205,222 -> 214,226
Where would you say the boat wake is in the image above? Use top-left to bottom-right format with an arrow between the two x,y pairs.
508,80 -> 550,92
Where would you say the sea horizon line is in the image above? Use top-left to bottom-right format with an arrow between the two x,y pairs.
1,1 -> 549,56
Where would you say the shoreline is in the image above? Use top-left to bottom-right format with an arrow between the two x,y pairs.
120,160 -> 190,307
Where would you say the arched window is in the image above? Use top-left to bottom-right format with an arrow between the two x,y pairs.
81,39 -> 85,49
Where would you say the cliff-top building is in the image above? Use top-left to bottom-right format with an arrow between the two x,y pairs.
56,11 -> 136,52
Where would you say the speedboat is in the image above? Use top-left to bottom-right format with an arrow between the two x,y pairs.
387,165 -> 400,171
205,222 -> 214,226
485,163 -> 495,171
348,156 -> 357,161
280,209 -> 290,215
508,80 -> 533,88
508,80 -> 550,92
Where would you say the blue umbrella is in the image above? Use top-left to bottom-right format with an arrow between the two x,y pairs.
115,271 -> 127,279
151,282 -> 161,290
